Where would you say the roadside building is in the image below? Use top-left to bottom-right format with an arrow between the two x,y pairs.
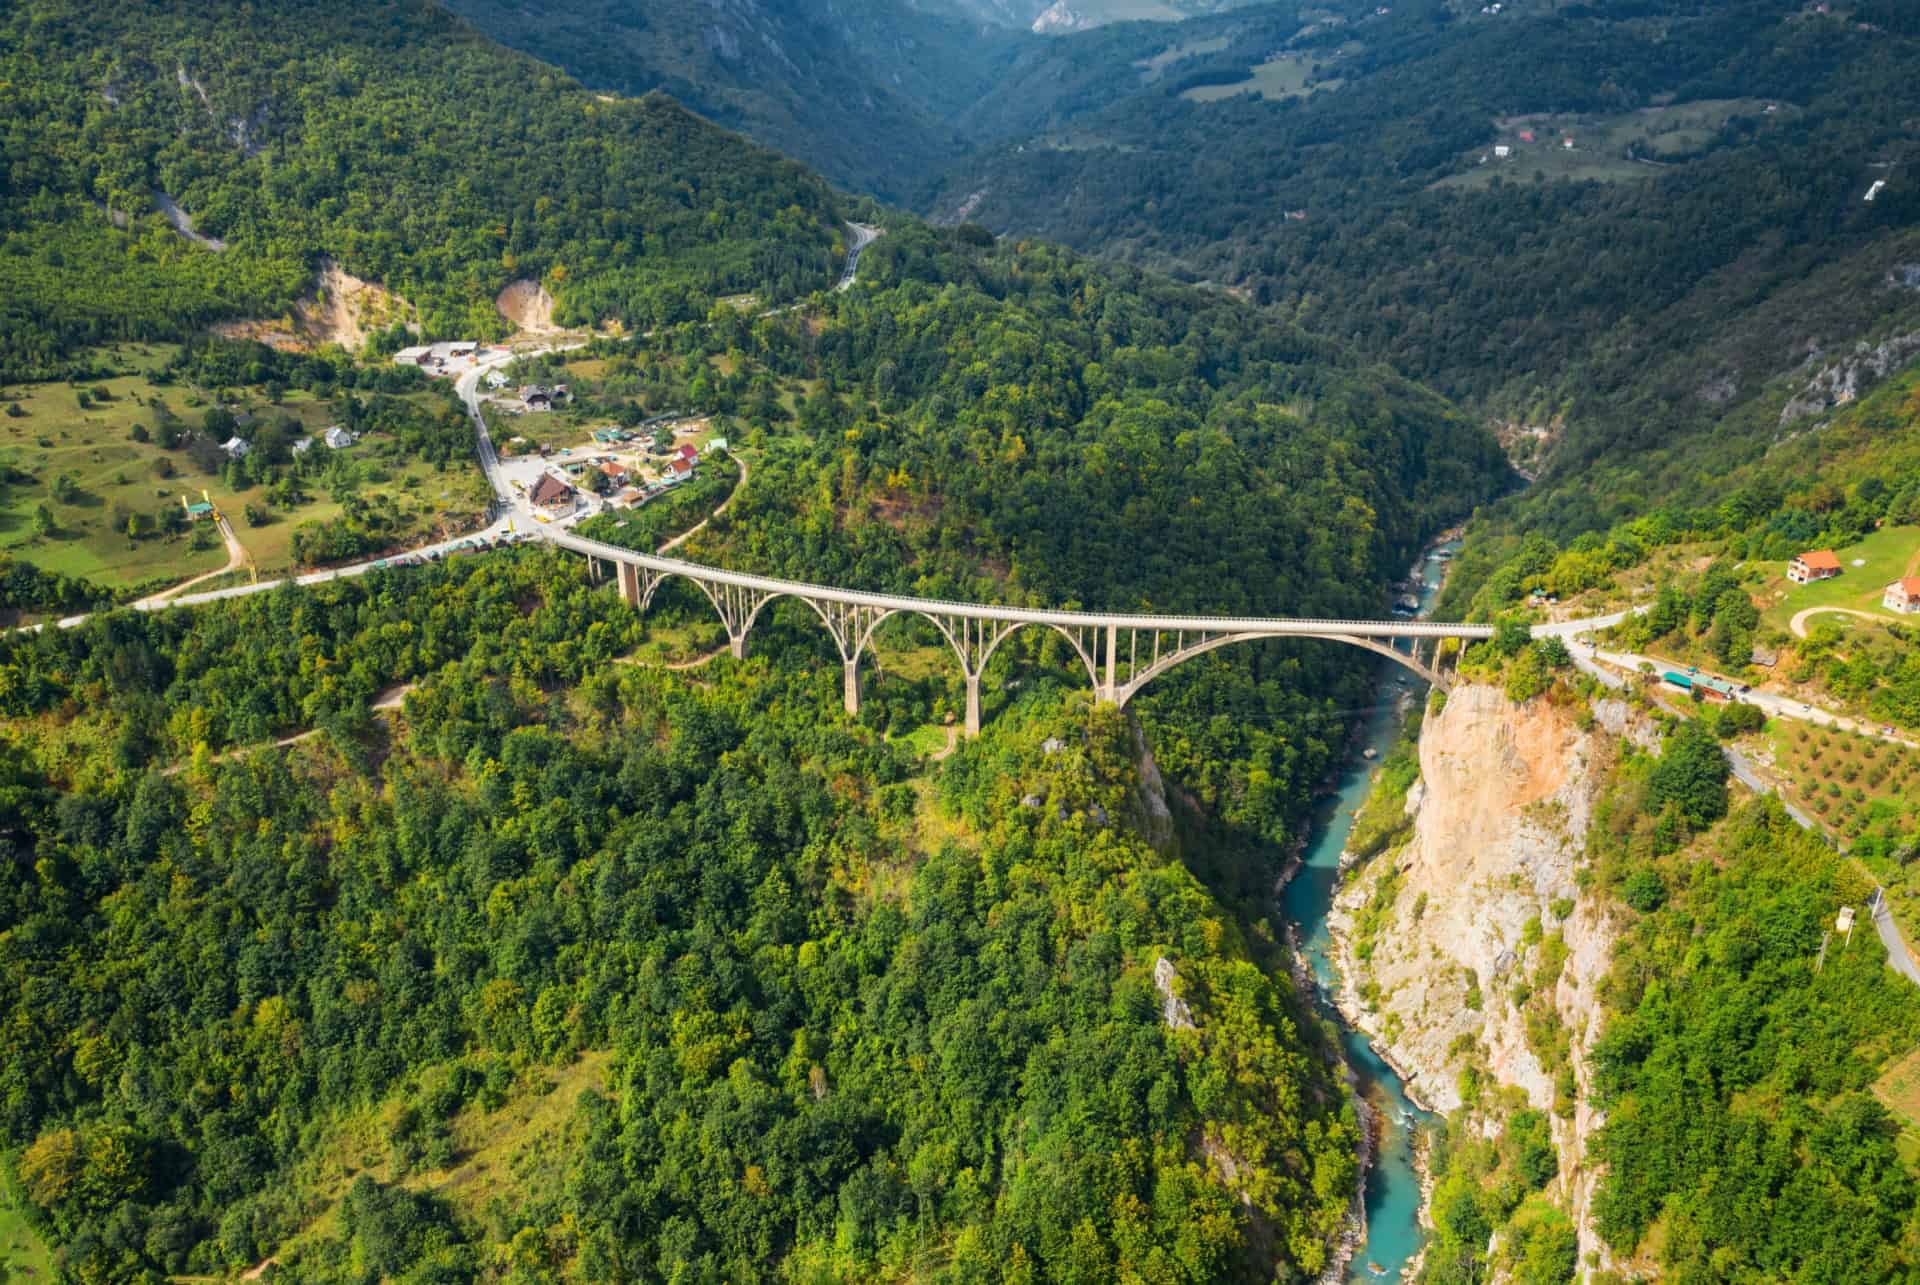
394,345 -> 433,367
675,444 -> 699,463
1788,549 -> 1843,584
181,496 -> 215,521
528,473 -> 576,516
1493,144 -> 1512,159
1884,577 -> 1920,614
663,457 -> 695,486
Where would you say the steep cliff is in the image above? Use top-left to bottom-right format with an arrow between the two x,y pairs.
1328,684 -> 1648,1268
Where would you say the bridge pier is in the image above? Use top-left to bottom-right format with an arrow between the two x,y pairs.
964,674 -> 982,738
843,658 -> 861,716
616,561 -> 641,607
730,633 -> 749,661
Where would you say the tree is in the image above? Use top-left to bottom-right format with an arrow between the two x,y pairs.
1648,720 -> 1729,829
32,503 -> 56,538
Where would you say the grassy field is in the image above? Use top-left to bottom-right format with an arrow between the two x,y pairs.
0,1198 -> 53,1280
2,355 -> 490,589
1435,99 -> 1786,190
894,723 -> 954,758
1182,52 -> 1344,103
1134,34 -> 1229,79
1873,1046 -> 1920,1167
1756,524 -> 1920,631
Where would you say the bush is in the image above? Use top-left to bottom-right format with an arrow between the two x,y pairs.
1623,868 -> 1667,913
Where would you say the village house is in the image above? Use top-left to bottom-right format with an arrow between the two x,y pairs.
220,435 -> 251,459
1885,577 -> 1920,614
291,435 -> 316,455
675,444 -> 700,463
520,385 -> 553,411
1787,549 -> 1843,584
528,473 -> 576,516
663,457 -> 695,486
601,460 -> 629,482
323,425 -> 356,449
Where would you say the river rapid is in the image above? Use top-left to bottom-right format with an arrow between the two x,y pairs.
1282,541 -> 1455,1281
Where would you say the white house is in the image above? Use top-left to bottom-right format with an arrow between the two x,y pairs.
323,426 -> 356,450
1885,578 -> 1920,614
1493,144 -> 1512,159
220,435 -> 251,459
291,435 -> 316,455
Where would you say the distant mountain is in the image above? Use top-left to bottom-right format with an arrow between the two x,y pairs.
942,0 -> 1272,34
922,0 -> 1920,540
437,0 -> 1030,199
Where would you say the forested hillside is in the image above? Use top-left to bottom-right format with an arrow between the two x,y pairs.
922,0 -> 1920,547
0,0 -> 844,381
436,0 -> 1026,200
0,554 -> 1362,1280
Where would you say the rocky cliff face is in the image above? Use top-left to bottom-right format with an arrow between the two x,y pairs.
1329,685 -> 1640,1269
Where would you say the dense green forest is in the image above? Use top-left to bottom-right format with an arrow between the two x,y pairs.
0,0 -> 844,381
0,550 -> 1369,1280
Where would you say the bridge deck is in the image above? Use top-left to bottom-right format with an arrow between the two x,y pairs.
544,529 -> 1495,640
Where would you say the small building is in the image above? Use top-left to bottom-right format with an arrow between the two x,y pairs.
663,457 -> 695,486
181,496 -> 215,521
601,460 -> 629,482
675,444 -> 699,462
1884,577 -> 1920,614
1788,549 -> 1842,584
704,437 -> 729,455
485,370 -> 509,389
291,435 -> 316,455
394,345 -> 433,366
1517,129 -> 1536,143
520,385 -> 553,411
1493,144 -> 1512,159
1867,179 -> 1888,203
220,435 -> 251,459
528,473 -> 575,515
323,426 -> 356,450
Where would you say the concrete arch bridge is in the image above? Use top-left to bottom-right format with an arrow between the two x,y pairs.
544,529 -> 1496,735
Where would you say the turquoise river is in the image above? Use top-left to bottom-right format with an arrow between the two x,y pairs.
1281,544 -> 1453,1280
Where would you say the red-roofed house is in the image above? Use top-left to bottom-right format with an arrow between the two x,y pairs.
1885,578 -> 1920,614
663,457 -> 695,485
675,444 -> 699,462
1788,549 -> 1842,584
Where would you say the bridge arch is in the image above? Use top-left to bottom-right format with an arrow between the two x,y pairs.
1111,630 -> 1449,709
